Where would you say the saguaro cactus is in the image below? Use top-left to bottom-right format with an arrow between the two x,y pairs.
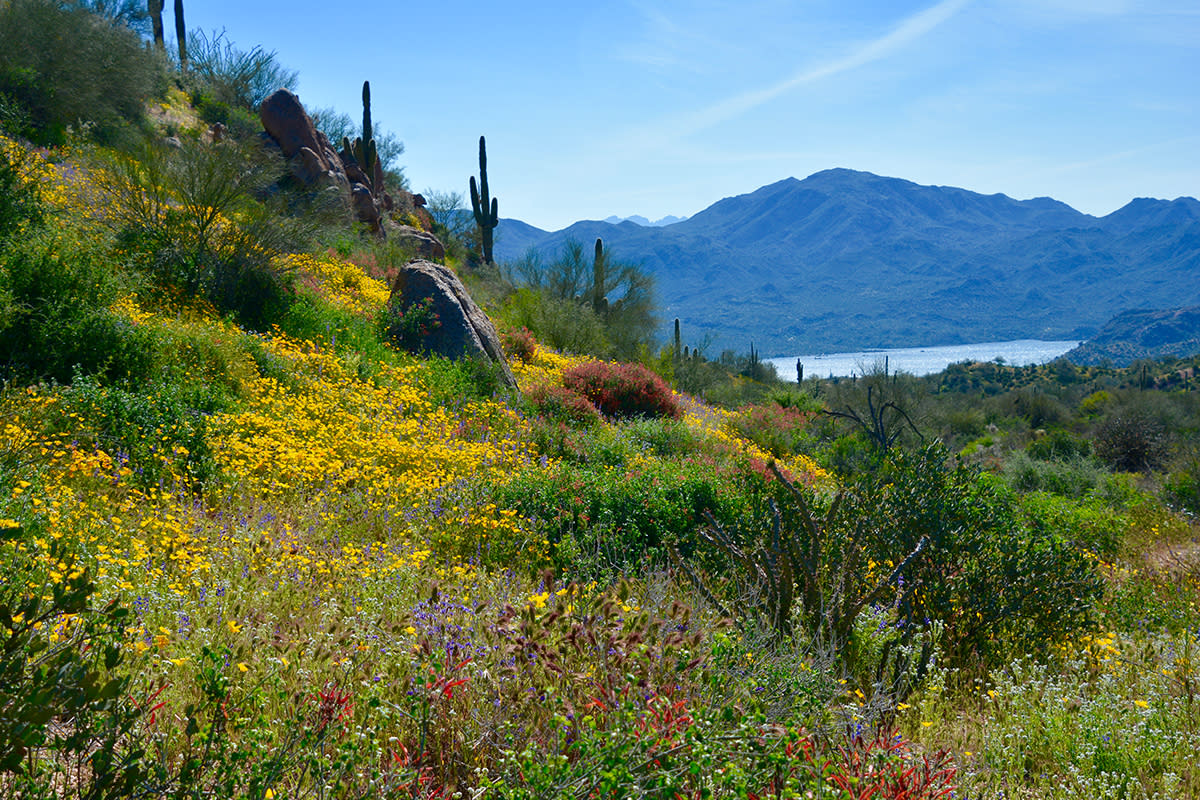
173,0 -> 187,68
148,0 -> 164,50
591,237 -> 608,314
342,81 -> 379,195
470,136 -> 498,264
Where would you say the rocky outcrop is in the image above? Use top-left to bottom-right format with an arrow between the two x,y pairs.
388,260 -> 517,390
393,225 -> 445,261
258,89 -> 445,247
259,89 -> 347,190
350,184 -> 383,236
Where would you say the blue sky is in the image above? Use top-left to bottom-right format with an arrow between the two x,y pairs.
186,0 -> 1198,231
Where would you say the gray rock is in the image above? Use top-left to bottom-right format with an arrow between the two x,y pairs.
350,183 -> 383,235
392,225 -> 446,261
389,260 -> 517,390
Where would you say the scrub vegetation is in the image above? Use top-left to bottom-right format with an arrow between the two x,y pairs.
1,5 -> 1197,797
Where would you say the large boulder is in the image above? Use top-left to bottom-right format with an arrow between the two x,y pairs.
389,260 -> 517,390
259,89 -> 347,189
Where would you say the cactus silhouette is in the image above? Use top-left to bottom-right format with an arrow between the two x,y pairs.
470,136 -> 498,264
342,81 -> 379,194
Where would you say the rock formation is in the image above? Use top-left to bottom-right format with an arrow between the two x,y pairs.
258,89 -> 444,250
388,260 -> 517,391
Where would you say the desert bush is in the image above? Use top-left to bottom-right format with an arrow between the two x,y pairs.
1000,387 -> 1067,428
731,402 -> 816,458
186,28 -> 298,111
0,0 -> 166,145
494,456 -> 745,581
1095,410 -> 1169,473
1027,428 -> 1092,461
101,138 -> 302,328
0,229 -> 156,383
0,138 -> 42,242
1002,450 -> 1107,498
500,325 -> 537,362
0,525 -> 148,795
378,295 -> 440,353
524,384 -> 601,428
562,360 -> 680,420
499,287 -> 609,357
683,445 -> 1103,674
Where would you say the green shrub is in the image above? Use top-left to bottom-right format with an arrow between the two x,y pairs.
0,229 -> 155,383
684,445 -> 1103,673
1027,428 -> 1092,461
101,138 -> 302,329
1,524 -> 147,793
494,456 -> 746,581
56,373 -> 219,490
1095,411 -> 1169,473
0,0 -> 166,145
1002,450 -> 1106,498
562,360 -> 680,420
186,28 -> 298,111
0,139 -> 42,243
378,295 -> 440,353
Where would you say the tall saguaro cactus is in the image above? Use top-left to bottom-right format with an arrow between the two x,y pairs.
591,238 -> 608,314
173,0 -> 187,68
148,0 -> 164,50
470,136 -> 498,264
342,81 -> 379,195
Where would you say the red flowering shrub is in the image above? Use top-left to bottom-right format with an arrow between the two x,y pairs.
500,326 -> 537,362
732,402 -> 816,458
562,361 -> 680,420
526,383 -> 601,428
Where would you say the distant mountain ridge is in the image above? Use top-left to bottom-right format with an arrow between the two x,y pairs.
602,214 -> 689,227
493,169 -> 1200,355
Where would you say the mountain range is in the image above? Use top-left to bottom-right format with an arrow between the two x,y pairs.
491,169 -> 1200,356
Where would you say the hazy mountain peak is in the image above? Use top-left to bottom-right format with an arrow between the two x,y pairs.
603,214 -> 690,227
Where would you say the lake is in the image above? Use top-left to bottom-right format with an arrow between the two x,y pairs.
765,339 -> 1081,380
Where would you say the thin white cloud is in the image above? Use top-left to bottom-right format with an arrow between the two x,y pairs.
625,0 -> 971,147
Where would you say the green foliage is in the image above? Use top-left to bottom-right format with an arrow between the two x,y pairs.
499,239 -> 659,360
0,526 -> 147,794
1095,409 -> 1169,473
495,454 -> 744,581
562,360 -> 680,420
0,142 -> 42,242
469,135 -> 498,264
101,138 -> 303,329
186,28 -> 298,111
1027,428 -> 1092,461
378,295 -> 440,353
0,0 -> 167,145
1002,450 -> 1108,498
684,446 -> 1103,673
56,372 -> 220,490
0,229 -> 156,383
